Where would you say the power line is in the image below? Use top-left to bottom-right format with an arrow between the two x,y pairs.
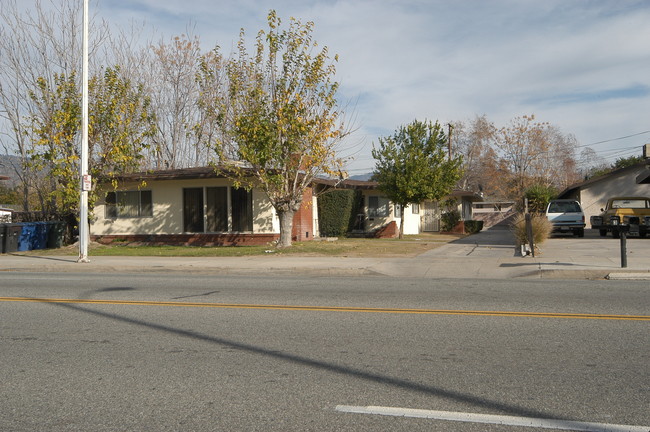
579,130 -> 650,148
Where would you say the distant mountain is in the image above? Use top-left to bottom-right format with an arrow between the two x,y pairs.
0,154 -> 22,187
348,173 -> 374,181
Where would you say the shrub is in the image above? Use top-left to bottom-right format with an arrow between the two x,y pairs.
441,209 -> 461,232
524,184 -> 557,214
511,213 -> 552,245
464,220 -> 483,234
317,189 -> 362,237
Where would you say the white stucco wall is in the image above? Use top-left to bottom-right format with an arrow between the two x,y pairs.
312,194 -> 320,237
362,192 -> 421,235
91,178 -> 278,236
572,166 -> 650,223
401,204 -> 422,235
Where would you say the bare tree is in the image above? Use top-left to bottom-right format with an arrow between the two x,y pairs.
452,115 -> 499,195
148,33 -> 204,168
0,0 -> 109,211
493,115 -> 579,199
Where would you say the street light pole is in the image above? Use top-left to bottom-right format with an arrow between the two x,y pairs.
78,0 -> 90,263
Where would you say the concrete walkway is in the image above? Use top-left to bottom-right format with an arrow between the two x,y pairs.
1,227 -> 649,280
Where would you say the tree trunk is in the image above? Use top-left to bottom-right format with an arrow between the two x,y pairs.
399,210 -> 406,239
277,209 -> 295,248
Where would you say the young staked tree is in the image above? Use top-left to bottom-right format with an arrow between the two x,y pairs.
372,119 -> 463,239
197,11 -> 349,247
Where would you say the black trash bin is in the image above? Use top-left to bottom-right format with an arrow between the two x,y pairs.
4,223 -> 22,253
0,224 -> 6,254
47,221 -> 66,249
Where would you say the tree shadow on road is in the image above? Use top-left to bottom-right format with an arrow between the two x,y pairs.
37,296 -> 578,424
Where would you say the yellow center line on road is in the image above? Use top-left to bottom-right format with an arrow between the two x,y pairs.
0,297 -> 648,321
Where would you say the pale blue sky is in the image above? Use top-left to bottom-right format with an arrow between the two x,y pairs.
98,0 -> 650,173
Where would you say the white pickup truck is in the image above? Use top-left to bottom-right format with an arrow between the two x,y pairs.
545,199 -> 585,237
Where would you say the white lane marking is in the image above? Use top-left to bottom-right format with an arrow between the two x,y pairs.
335,405 -> 649,432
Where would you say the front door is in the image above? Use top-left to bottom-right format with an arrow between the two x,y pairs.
422,201 -> 440,232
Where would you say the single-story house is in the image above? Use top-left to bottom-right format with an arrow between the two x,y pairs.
91,167 -> 316,246
557,161 -> 650,222
90,166 -> 483,245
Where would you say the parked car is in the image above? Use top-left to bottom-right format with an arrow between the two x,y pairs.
545,199 -> 585,237
590,196 -> 650,238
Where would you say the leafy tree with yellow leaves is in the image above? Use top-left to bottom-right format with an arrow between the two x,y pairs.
26,67 -> 155,220
197,11 -> 349,247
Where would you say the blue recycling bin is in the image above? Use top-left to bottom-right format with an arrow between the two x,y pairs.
17,223 -> 36,251
32,222 -> 49,250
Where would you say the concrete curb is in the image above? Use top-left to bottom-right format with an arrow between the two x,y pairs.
606,272 -> 650,280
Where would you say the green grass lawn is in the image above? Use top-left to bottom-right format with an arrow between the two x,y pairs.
22,233 -> 465,258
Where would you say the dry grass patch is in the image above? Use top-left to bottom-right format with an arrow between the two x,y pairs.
20,232 -> 465,258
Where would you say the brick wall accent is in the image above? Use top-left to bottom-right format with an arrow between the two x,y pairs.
91,233 -> 279,247
291,187 -> 314,242
374,221 -> 398,238
449,221 -> 466,234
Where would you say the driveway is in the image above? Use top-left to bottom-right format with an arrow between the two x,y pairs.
406,225 -> 650,279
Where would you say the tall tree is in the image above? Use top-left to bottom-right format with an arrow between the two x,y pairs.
451,115 -> 499,195
372,119 -> 463,239
493,114 -> 579,199
0,0 -> 110,211
197,11 -> 349,247
148,34 -> 204,169
26,67 -> 156,218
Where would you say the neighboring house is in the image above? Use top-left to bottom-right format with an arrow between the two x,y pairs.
335,180 -> 482,236
472,200 -> 515,228
0,207 -> 12,223
0,175 -> 12,222
557,162 -> 650,223
91,167 -> 315,246
363,189 -> 483,235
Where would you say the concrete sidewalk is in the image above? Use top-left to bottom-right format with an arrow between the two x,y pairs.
1,227 -> 649,279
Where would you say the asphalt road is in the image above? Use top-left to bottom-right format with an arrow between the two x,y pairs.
1,272 -> 648,431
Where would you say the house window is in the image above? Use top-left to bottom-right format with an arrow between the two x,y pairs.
105,190 -> 152,219
411,203 -> 419,214
394,204 -> 402,218
368,196 -> 389,217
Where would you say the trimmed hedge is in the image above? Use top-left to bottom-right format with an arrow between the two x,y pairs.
317,189 -> 362,237
441,209 -> 461,232
464,220 -> 483,234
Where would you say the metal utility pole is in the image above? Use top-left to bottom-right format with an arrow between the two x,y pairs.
447,123 -> 453,160
78,0 -> 90,263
